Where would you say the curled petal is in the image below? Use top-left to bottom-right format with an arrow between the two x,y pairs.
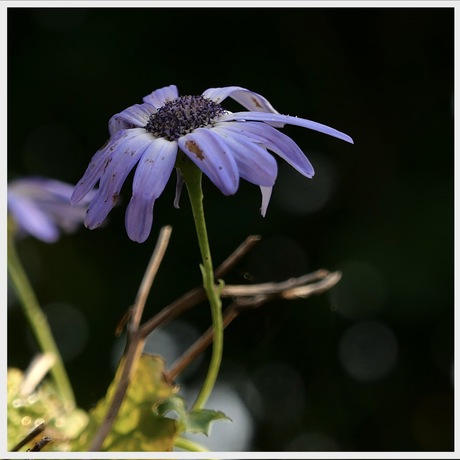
143,85 -> 179,108
85,131 -> 153,229
178,128 -> 239,195
215,121 -> 314,178
219,111 -> 354,144
125,138 -> 177,243
203,86 -> 279,114
110,103 -> 153,132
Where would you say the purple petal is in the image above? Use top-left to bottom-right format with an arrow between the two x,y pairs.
142,85 -> 179,108
8,177 -> 94,242
108,115 -> 133,136
85,131 -> 154,229
71,129 -> 144,205
178,128 -> 239,196
125,138 -> 177,243
8,194 -> 60,243
215,122 -> 314,178
109,103 -> 153,132
219,111 -> 354,144
212,127 -> 277,187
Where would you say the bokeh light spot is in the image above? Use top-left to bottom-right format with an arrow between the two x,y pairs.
273,153 -> 337,215
333,260 -> 387,319
252,361 -> 306,424
338,321 -> 398,382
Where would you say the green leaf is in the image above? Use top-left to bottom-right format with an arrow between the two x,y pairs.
73,354 -> 180,452
158,394 -> 231,437
187,408 -> 231,436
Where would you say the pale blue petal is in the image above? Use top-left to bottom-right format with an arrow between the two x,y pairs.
125,138 -> 177,243
10,177 -> 94,242
142,85 -> 179,108
85,131 -> 154,229
110,103 -> 153,130
219,111 -> 354,144
215,122 -> 314,178
203,86 -> 284,127
212,127 -> 277,187
202,86 -> 278,112
71,129 -> 143,205
8,194 -> 60,243
178,128 -> 239,196
174,169 -> 184,209
108,115 -> 132,136
260,186 -> 273,217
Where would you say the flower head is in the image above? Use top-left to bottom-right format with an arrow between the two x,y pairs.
8,177 -> 94,243
71,85 -> 353,243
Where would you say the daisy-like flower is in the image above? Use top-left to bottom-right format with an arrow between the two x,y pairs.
71,85 -> 353,243
8,177 -> 95,243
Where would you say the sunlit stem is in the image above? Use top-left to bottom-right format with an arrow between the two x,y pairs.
178,154 -> 224,410
7,218 -> 76,410
174,437 -> 210,452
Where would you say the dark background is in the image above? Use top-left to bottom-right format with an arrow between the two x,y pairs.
8,7 -> 454,452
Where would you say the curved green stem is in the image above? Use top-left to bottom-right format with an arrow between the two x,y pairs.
174,436 -> 209,452
178,156 -> 224,410
7,219 -> 76,410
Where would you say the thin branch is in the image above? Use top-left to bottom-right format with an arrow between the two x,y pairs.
214,235 -> 261,278
168,305 -> 239,381
88,226 -> 172,452
167,270 -> 342,380
130,225 -> 173,331
139,235 -> 262,339
220,269 -> 329,297
11,422 -> 46,452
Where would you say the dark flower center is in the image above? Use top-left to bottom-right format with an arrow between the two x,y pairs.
144,95 -> 226,141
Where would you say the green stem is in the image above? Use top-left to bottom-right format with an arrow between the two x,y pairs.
174,436 -> 209,452
179,156 -> 224,410
7,219 -> 76,410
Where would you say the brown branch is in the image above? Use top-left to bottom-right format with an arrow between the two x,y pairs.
167,270 -> 342,380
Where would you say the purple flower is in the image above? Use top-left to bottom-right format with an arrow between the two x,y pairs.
8,177 -> 94,243
71,85 -> 353,243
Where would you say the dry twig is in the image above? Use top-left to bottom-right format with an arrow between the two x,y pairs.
167,270 -> 341,380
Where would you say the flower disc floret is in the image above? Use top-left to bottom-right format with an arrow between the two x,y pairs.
144,95 -> 226,141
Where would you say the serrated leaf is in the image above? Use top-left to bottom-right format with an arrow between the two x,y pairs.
187,409 -> 231,436
73,353 -> 180,452
157,395 -> 230,436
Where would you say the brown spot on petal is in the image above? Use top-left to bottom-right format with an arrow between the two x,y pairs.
251,96 -> 262,109
185,140 -> 205,160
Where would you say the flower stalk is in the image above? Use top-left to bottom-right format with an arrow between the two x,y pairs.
7,218 -> 76,409
178,155 -> 224,410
